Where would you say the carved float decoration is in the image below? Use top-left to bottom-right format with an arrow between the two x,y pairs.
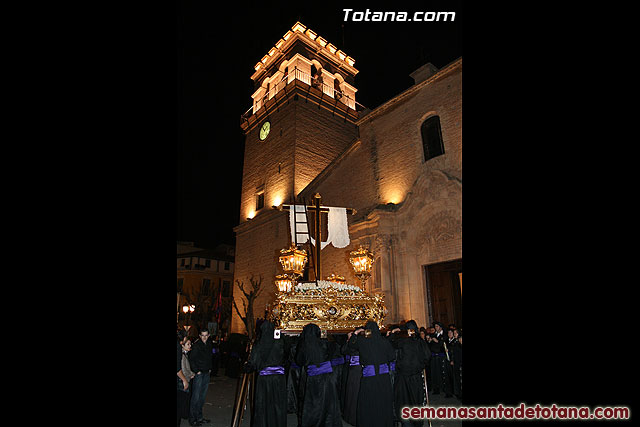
269,279 -> 386,332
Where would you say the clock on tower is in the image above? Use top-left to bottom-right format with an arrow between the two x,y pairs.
259,121 -> 270,140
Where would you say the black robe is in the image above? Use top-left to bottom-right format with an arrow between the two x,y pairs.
428,332 -> 452,395
348,322 -> 396,427
247,321 -> 289,427
295,323 -> 342,427
449,339 -> 462,399
391,333 -> 431,425
341,334 -> 361,426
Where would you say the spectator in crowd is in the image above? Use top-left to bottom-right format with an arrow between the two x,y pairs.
188,327 -> 213,426
179,336 -> 196,423
177,330 -> 190,427
428,321 -> 453,397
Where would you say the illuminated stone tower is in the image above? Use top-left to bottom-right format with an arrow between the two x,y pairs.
232,22 -> 361,335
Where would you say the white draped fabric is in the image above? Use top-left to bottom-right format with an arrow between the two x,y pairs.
288,205 -> 350,249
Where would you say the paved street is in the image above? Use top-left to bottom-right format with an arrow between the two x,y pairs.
181,368 -> 462,427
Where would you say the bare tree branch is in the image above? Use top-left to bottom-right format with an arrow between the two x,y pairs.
252,275 -> 264,299
232,297 -> 248,332
232,297 -> 243,317
236,279 -> 250,299
232,274 -> 265,340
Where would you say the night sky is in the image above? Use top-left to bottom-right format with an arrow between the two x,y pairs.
177,1 -> 463,249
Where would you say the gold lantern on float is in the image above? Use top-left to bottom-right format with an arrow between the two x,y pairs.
279,244 -> 308,279
275,274 -> 293,293
349,246 -> 374,288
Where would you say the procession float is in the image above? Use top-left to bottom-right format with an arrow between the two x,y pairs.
266,193 -> 386,333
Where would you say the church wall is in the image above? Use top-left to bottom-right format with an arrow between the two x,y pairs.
235,101 -> 297,336
293,99 -> 359,195
371,67 -> 462,207
297,131 -> 380,289
240,105 -> 296,223
297,63 -> 462,328
231,211 -> 290,335
377,66 -> 461,327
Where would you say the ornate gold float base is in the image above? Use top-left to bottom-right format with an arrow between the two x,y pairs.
267,282 -> 386,333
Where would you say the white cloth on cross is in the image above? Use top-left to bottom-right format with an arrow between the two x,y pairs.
289,205 -> 350,249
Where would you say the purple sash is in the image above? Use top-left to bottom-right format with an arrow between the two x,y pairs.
306,361 -> 333,376
349,355 -> 360,366
362,363 -> 390,377
259,366 -> 285,376
389,361 -> 396,371
331,356 -> 345,366
290,361 -> 300,369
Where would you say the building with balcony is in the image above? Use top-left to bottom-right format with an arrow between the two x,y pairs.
177,242 -> 235,337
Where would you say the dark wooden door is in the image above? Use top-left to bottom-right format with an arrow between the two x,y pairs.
425,260 -> 462,328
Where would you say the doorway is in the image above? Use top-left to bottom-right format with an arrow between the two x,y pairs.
425,259 -> 462,328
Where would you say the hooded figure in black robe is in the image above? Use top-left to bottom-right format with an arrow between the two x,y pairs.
341,328 -> 364,426
246,320 -> 288,427
348,320 -> 396,427
391,320 -> 431,426
295,323 -> 342,427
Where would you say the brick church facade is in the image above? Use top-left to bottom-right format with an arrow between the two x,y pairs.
232,22 -> 462,334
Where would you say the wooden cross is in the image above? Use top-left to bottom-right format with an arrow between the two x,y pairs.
273,193 -> 356,281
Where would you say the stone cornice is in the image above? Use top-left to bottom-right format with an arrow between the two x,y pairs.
251,21 -> 358,82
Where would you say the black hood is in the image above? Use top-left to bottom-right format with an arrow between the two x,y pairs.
365,320 -> 381,337
405,319 -> 419,331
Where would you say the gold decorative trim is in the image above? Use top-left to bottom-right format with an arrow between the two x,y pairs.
268,282 -> 386,332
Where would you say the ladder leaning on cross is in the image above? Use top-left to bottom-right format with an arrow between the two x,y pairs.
272,193 -> 356,282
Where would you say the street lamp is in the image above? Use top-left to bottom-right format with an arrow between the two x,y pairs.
349,246 -> 374,289
182,303 -> 195,333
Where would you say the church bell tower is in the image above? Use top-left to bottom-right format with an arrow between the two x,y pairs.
239,21 -> 360,222
232,22 -> 361,335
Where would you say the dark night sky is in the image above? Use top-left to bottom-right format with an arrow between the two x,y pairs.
177,1 -> 463,249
